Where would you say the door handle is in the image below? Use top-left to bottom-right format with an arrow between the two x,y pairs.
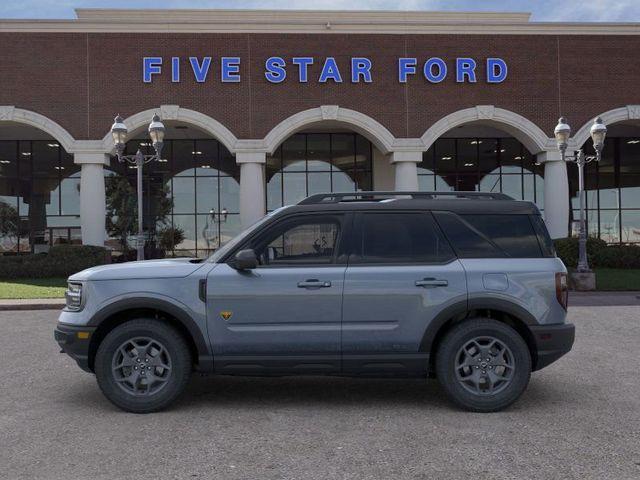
415,278 -> 448,288
297,279 -> 332,289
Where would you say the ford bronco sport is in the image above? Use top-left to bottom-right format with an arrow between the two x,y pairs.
55,191 -> 574,413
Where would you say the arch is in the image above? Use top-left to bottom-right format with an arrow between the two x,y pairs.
0,106 -> 76,153
572,105 -> 640,148
263,106 -> 396,155
420,105 -> 553,154
100,105 -> 239,155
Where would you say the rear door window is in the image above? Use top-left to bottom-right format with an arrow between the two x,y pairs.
356,212 -> 455,264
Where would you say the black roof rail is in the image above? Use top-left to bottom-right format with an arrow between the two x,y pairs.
298,191 -> 512,205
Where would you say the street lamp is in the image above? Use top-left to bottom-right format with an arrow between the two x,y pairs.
202,207 -> 229,251
110,113 -> 166,261
554,116 -> 607,273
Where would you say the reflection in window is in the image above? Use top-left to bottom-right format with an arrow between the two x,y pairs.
266,133 -> 373,211
420,138 -> 543,208
0,140 -> 80,254
569,137 -> 640,244
261,221 -> 339,265
109,138 -> 240,257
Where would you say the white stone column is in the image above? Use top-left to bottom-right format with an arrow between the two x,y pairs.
391,151 -> 422,191
538,151 -> 569,239
75,152 -> 109,246
237,151 -> 266,229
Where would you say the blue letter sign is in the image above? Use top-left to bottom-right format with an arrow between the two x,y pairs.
319,57 -> 343,83
142,56 -> 508,84
424,57 -> 447,83
456,58 -> 477,83
351,58 -> 372,83
143,57 -> 162,83
487,58 -> 508,83
265,56 -> 287,83
292,57 -> 314,82
221,57 -> 241,82
189,57 -> 211,83
398,58 -> 417,83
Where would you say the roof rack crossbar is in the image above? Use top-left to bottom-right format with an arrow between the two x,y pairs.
298,191 -> 512,205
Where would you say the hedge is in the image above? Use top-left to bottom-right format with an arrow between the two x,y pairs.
0,245 -> 109,279
554,237 -> 640,269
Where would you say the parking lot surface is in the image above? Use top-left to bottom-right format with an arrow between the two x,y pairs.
1,307 -> 639,480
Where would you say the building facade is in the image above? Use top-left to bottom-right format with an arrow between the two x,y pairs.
1,9 -> 640,256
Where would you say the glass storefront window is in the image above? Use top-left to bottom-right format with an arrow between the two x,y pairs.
0,140 -> 80,254
568,136 -> 640,243
266,132 -> 373,211
108,138 -> 241,257
421,137 -> 543,204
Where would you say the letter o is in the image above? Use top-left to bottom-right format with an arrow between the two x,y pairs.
424,58 -> 447,83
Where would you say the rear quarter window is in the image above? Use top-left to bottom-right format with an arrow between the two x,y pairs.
461,214 -> 543,258
434,212 -> 548,258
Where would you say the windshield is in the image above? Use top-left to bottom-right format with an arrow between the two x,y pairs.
207,207 -> 288,263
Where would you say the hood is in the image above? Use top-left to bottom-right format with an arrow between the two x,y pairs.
69,258 -> 207,281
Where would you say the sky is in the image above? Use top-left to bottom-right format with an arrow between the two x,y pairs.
1,0 -> 640,22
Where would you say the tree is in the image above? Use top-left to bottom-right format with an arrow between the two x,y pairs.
0,201 -> 21,250
157,226 -> 185,253
105,175 -> 173,254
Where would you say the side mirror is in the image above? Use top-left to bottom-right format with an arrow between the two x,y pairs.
232,249 -> 258,270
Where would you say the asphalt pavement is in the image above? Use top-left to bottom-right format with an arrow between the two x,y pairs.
0,307 -> 639,480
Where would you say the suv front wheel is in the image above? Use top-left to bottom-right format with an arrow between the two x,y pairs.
95,319 -> 192,413
436,318 -> 531,412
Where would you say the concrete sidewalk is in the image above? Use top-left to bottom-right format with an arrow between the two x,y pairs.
1,291 -> 640,311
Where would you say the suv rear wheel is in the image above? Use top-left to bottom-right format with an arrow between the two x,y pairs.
435,318 -> 531,412
95,319 -> 192,413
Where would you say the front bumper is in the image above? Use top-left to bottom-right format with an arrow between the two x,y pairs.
530,322 -> 575,371
54,323 -> 96,373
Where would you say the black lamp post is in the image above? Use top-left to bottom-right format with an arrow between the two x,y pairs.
110,114 -> 166,261
554,116 -> 607,273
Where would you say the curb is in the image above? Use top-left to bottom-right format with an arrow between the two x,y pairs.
0,300 -> 65,311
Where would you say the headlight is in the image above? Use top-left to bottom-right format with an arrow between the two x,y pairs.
65,282 -> 84,311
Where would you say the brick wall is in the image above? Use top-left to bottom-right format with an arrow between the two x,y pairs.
1,32 -> 639,142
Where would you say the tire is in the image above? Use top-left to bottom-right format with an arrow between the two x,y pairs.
435,318 -> 531,412
95,319 -> 192,413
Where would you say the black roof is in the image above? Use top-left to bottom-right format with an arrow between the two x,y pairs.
277,191 -> 540,216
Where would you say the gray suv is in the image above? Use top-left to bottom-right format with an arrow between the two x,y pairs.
55,191 -> 574,413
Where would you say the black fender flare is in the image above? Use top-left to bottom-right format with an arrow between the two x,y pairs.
419,297 -> 537,354
88,296 -> 213,372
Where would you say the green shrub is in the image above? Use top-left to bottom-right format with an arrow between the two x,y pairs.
592,245 -> 640,269
554,237 -> 640,269
553,237 -> 607,268
0,245 -> 109,279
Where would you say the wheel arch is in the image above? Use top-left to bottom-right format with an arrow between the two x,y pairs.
421,298 -> 539,374
86,298 -> 213,373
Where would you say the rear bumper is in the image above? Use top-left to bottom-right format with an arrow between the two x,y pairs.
54,323 -> 96,373
530,322 -> 575,371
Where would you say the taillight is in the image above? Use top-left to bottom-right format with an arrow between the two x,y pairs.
555,272 -> 568,310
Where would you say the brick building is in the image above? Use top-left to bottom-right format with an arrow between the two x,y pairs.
1,9 -> 640,255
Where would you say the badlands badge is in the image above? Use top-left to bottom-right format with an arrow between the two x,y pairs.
220,311 -> 233,321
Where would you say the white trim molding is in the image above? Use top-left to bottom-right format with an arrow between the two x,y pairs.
421,105 -> 553,154
571,105 -> 640,149
263,106 -> 397,155
0,106 -> 76,153
2,10 -> 640,35
100,105 -> 239,154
